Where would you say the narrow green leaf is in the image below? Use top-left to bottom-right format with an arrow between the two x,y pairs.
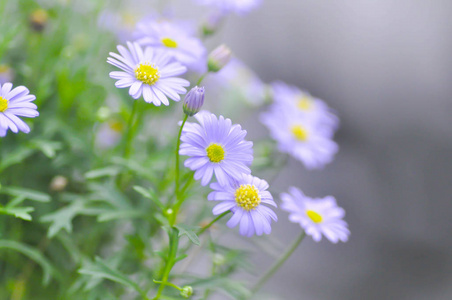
0,240 -> 58,285
0,186 -> 51,202
84,167 -> 120,179
0,206 -> 34,221
175,224 -> 201,246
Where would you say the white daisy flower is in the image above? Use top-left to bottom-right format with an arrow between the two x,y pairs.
107,42 -> 190,106
281,187 -> 350,243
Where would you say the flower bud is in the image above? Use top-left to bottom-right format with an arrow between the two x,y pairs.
180,286 -> 193,298
183,86 -> 205,116
207,44 -> 232,73
202,12 -> 223,37
50,175 -> 68,192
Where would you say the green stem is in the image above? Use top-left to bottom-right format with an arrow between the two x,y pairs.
251,231 -> 306,295
124,100 -> 139,159
197,211 -> 230,235
153,228 -> 179,300
195,73 -> 207,86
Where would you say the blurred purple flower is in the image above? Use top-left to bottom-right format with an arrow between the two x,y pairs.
0,83 -> 39,137
180,111 -> 253,186
135,19 -> 207,72
281,187 -> 350,243
107,42 -> 189,106
195,0 -> 262,16
208,173 -> 277,237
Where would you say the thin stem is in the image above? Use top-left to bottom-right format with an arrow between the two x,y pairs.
251,231 -> 306,296
195,73 -> 207,86
197,211 -> 230,235
153,228 -> 179,300
124,100 -> 139,159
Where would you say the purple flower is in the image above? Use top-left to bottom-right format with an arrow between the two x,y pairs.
281,187 -> 350,243
208,174 -> 277,237
194,0 -> 262,16
260,106 -> 338,169
0,83 -> 39,137
180,111 -> 253,186
107,42 -> 190,106
134,19 -> 207,72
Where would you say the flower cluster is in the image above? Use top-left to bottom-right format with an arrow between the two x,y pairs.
180,111 -> 278,236
261,81 -> 339,169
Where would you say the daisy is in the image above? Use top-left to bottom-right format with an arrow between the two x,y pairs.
271,81 -> 339,136
107,42 -> 190,106
194,0 -> 262,16
208,174 -> 277,237
0,83 -> 39,137
179,111 -> 253,186
260,107 -> 338,169
134,19 -> 207,72
280,187 -> 350,243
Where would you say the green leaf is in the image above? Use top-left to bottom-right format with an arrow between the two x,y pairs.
0,240 -> 58,285
0,148 -> 34,172
0,206 -> 34,221
41,201 -> 84,238
78,257 -> 145,296
84,167 -> 120,179
133,185 -> 164,209
175,224 -> 201,246
97,209 -> 147,222
0,186 -> 51,202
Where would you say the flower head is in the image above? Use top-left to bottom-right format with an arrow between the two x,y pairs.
134,19 -> 207,72
208,174 -> 277,237
260,106 -> 338,169
183,86 -> 205,116
281,187 -> 350,243
0,83 -> 39,137
194,0 -> 262,16
271,81 -> 339,136
180,111 -> 253,186
107,42 -> 190,106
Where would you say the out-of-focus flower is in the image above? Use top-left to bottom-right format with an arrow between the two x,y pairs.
209,58 -> 266,106
0,65 -> 14,85
0,83 -> 39,137
180,111 -> 253,186
107,42 -> 190,106
49,175 -> 68,192
183,86 -> 205,116
95,119 -> 124,150
194,0 -> 262,16
271,81 -> 339,137
30,9 -> 49,32
208,174 -> 277,237
260,105 -> 338,169
202,12 -> 224,36
280,187 -> 350,243
98,10 -> 141,42
207,44 -> 232,73
135,19 -> 207,72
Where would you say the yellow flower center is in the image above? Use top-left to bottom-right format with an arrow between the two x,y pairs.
206,143 -> 225,163
0,97 -> 8,112
235,184 -> 261,211
109,121 -> 124,132
297,96 -> 312,110
161,37 -> 178,48
306,210 -> 322,223
135,62 -> 160,85
291,125 -> 308,141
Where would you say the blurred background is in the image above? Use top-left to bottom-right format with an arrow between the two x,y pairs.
216,1 -> 452,299
2,0 -> 452,299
